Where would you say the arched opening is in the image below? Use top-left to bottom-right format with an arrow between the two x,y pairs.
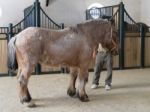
88,3 -> 104,19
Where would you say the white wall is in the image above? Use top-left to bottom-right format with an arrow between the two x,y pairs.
121,0 -> 141,22
0,0 -> 35,27
0,0 -> 147,27
141,0 -> 150,25
0,0 -> 86,27
41,0 -> 86,26
42,0 -> 141,26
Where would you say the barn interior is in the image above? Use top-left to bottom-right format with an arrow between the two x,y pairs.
0,0 -> 150,112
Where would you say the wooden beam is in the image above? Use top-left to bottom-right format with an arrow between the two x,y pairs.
46,0 -> 49,6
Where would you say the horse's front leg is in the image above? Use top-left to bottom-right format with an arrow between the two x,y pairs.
17,66 -> 32,104
67,67 -> 78,97
77,67 -> 89,102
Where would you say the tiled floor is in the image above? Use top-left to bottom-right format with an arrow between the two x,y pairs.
0,68 -> 150,112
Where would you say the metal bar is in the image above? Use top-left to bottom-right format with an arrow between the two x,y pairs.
45,14 -> 47,28
119,2 -> 125,70
34,0 -> 41,74
140,24 -> 145,68
35,0 -> 41,27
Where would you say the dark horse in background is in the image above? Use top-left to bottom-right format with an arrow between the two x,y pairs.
8,19 -> 119,106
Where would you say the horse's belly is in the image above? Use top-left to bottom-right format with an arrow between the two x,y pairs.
40,35 -> 91,67
40,53 -> 78,67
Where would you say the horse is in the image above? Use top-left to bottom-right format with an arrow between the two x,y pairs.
7,19 -> 119,106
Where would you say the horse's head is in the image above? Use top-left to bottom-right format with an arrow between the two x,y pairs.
76,19 -> 119,55
105,21 -> 119,55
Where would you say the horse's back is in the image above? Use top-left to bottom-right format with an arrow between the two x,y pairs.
14,26 -> 92,67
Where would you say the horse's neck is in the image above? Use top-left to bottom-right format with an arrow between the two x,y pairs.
81,27 -> 101,46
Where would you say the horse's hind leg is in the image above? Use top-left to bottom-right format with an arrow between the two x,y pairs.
67,67 -> 78,97
17,64 -> 33,104
76,67 -> 89,102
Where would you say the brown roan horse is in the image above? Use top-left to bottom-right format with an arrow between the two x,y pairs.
8,19 -> 119,106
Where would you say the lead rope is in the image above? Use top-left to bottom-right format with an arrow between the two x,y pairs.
110,26 -> 117,52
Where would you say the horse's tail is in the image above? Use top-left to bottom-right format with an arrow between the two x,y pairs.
7,37 -> 18,71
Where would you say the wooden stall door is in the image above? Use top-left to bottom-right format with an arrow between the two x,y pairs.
124,33 -> 141,68
145,33 -> 150,66
0,35 -> 8,75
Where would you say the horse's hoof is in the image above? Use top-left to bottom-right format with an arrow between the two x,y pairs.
20,94 -> 32,104
27,91 -> 32,101
67,88 -> 76,97
77,93 -> 89,102
79,95 -> 89,102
